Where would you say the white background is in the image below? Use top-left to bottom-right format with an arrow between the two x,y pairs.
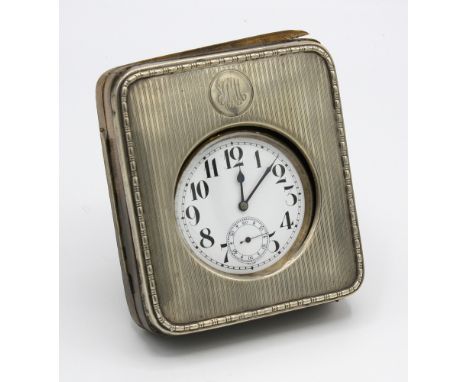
60,1 -> 407,381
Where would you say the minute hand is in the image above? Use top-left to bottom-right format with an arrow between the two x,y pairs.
245,155 -> 278,203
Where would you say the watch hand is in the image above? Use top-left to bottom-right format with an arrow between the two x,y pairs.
240,232 -> 268,244
245,154 -> 279,203
237,165 -> 248,211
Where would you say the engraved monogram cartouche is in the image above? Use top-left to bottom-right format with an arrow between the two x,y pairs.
209,69 -> 253,117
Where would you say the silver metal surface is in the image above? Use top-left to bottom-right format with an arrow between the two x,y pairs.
96,31 -> 364,335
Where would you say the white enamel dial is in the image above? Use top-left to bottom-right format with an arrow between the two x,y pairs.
175,132 -> 310,275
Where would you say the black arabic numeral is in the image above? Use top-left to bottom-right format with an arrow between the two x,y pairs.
272,163 -> 286,184
200,228 -> 215,248
190,180 -> 209,201
255,150 -> 262,168
283,185 -> 297,205
280,211 -> 293,230
185,205 -> 200,225
268,231 -> 280,252
221,242 -> 229,263
269,240 -> 280,253
286,193 -> 298,206
224,146 -> 243,169
204,158 -> 219,178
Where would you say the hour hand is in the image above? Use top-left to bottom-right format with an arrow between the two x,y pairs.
237,166 -> 248,211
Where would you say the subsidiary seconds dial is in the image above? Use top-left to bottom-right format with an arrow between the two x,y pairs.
175,131 -> 313,275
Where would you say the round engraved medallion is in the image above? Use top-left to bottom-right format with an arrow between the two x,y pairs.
209,70 -> 253,117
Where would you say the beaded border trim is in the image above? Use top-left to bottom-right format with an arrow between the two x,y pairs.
118,43 -> 363,333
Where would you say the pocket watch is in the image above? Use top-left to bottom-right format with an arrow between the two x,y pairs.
175,130 -> 314,276
96,30 -> 364,335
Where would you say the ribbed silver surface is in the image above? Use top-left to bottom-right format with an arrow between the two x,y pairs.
124,48 -> 360,326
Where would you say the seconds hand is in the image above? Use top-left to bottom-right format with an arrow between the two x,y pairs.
244,154 -> 279,204
240,232 -> 268,244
